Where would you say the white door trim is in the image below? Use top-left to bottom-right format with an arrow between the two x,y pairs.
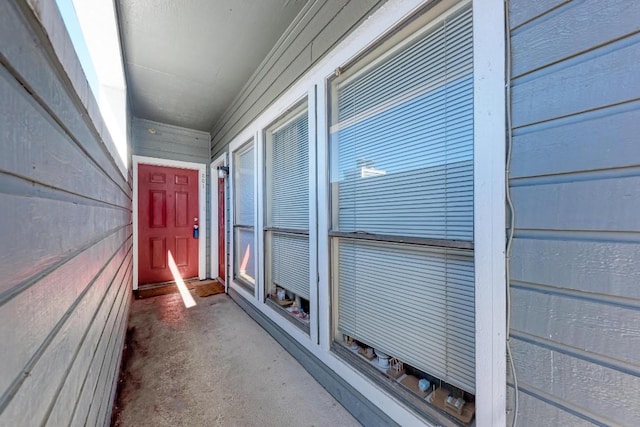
132,155 -> 207,290
210,154 -> 227,285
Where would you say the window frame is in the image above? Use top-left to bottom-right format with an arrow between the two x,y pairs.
263,100 -> 312,333
264,101 -> 310,231
327,0 -> 477,402
471,1 -> 507,423
226,88 -> 319,347
231,138 -> 257,293
319,0 -> 506,424
225,0 -> 505,424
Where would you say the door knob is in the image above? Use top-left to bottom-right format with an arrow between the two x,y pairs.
194,217 -> 198,222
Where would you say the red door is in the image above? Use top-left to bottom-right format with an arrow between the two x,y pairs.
217,177 -> 225,283
138,164 -> 199,285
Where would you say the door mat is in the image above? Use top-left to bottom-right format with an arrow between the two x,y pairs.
135,280 -> 198,299
194,281 -> 226,297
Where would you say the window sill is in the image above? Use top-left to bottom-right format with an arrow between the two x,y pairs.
265,298 -> 310,335
331,343 -> 473,427
234,276 -> 255,294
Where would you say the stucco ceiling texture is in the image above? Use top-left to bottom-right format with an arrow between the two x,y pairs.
118,0 -> 306,132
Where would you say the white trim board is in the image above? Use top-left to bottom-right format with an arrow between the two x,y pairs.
132,155 -> 207,290
473,0 -> 507,425
256,128 -> 265,304
307,84 -> 319,346
210,154 -> 227,285
223,0 -> 506,425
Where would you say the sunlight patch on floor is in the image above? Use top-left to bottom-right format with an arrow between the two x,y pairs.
168,251 -> 196,308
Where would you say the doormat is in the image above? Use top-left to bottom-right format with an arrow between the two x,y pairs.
135,281 -> 198,299
194,281 -> 225,297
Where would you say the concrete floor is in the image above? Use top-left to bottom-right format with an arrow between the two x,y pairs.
112,291 -> 361,427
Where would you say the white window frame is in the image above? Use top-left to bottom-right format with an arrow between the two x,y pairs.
263,100 -> 312,332
472,1 -> 506,423
328,0 -> 475,411
321,2 -> 505,424
210,153 -> 227,285
229,138 -> 258,296
227,87 -> 319,347
225,0 -> 505,424
132,155 -> 207,290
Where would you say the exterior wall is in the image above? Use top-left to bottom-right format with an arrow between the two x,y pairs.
215,0 -> 505,425
508,0 -> 640,425
210,0 -> 386,158
132,117 -> 210,164
0,1 -> 132,426
132,117 -> 213,278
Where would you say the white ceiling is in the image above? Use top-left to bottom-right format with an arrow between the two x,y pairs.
117,0 -> 306,132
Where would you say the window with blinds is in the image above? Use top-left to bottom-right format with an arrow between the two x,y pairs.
233,141 -> 256,290
329,4 -> 475,395
264,102 -> 310,327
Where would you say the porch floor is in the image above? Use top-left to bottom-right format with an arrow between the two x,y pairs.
111,289 -> 360,426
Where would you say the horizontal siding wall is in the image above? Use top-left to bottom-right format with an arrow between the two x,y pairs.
0,1 -> 132,426
508,0 -> 640,425
132,117 -> 210,164
210,0 -> 385,157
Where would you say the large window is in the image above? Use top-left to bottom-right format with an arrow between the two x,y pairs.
264,101 -> 311,330
233,140 -> 256,290
329,0 -> 475,407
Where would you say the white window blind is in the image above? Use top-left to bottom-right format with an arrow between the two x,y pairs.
266,109 -> 310,300
330,6 -> 475,394
269,113 -> 309,229
338,240 -> 475,393
331,7 -> 473,241
271,232 -> 310,300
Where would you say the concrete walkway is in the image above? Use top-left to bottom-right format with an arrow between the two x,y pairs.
112,291 -> 361,427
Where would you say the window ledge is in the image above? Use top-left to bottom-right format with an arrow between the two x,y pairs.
265,298 -> 310,335
331,343 -> 473,427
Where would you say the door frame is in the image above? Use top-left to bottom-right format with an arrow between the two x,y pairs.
210,153 -> 228,286
132,155 -> 207,290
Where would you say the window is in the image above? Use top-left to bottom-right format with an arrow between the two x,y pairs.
233,141 -> 256,290
329,0 -> 475,414
55,0 -> 128,168
264,101 -> 311,330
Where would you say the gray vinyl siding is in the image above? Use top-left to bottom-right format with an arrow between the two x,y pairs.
508,0 -> 640,425
132,117 -> 210,164
0,1 -> 132,426
210,0 -> 386,158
